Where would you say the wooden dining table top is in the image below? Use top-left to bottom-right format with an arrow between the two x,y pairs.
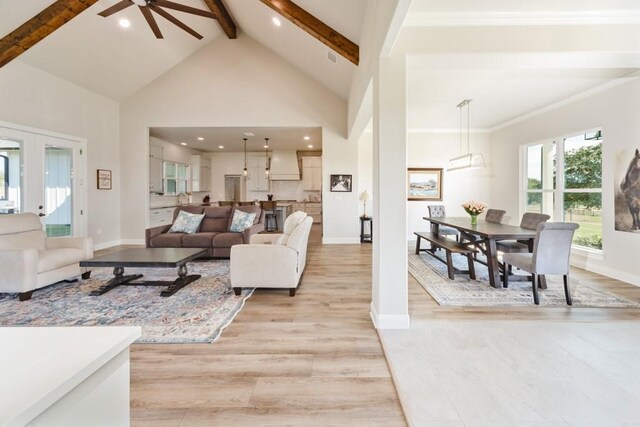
423,216 -> 536,240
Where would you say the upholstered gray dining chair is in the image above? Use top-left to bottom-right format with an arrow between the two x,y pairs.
502,222 -> 579,305
497,212 -> 550,254
485,209 -> 506,224
428,205 -> 459,241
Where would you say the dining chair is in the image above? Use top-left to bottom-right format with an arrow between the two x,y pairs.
427,205 -> 459,241
497,212 -> 550,254
485,209 -> 506,224
260,201 -> 278,231
218,201 -> 235,207
502,222 -> 579,305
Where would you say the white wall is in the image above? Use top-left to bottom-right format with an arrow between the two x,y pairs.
120,34 -> 357,243
408,132 -> 492,239
358,130 -> 373,217
0,61 -> 120,249
490,78 -> 640,286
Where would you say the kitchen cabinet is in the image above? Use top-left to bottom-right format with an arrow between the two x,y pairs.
191,155 -> 211,192
302,157 -> 322,191
149,207 -> 174,228
247,155 -> 270,192
291,202 -> 322,224
149,145 -> 163,193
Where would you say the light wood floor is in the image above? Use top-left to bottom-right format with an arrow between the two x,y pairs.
121,227 -> 407,427
102,230 -> 640,426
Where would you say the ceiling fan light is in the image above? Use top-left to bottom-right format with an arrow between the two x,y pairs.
132,0 -> 147,6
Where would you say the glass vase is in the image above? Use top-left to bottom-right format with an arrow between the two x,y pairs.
470,214 -> 478,225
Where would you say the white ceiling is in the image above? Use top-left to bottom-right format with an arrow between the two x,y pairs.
0,0 -> 366,101
402,0 -> 640,130
150,126 -> 322,152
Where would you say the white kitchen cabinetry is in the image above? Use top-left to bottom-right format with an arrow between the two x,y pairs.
291,202 -> 322,224
149,207 -> 174,228
149,145 -> 163,193
191,155 -> 211,192
247,155 -> 270,192
302,157 -> 322,191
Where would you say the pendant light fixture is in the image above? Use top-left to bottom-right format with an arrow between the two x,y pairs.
264,138 -> 270,177
447,99 -> 485,171
242,138 -> 248,177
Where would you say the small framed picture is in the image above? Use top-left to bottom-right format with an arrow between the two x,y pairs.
407,168 -> 443,201
330,174 -> 352,192
97,169 -> 112,190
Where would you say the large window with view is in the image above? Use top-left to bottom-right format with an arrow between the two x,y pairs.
524,130 -> 602,250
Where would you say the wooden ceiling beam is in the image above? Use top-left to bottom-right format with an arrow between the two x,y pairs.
259,0 -> 359,65
202,0 -> 237,39
0,0 -> 98,69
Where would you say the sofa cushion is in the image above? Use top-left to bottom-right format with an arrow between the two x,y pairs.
181,232 -> 219,248
169,211 -> 205,234
149,233 -> 183,248
38,248 -> 86,273
229,210 -> 257,232
201,207 -> 232,232
228,206 -> 262,230
172,206 -> 204,220
213,232 -> 243,248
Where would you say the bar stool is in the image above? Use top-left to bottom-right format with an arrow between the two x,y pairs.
260,201 -> 278,231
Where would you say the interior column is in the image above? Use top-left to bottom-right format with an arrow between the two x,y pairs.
371,54 -> 409,329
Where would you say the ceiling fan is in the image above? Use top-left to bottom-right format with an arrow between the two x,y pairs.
98,0 -> 216,40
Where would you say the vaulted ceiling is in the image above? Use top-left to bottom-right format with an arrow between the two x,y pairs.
0,0 -> 366,101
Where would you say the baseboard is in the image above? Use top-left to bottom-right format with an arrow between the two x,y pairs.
370,303 -> 410,330
322,237 -> 361,244
571,256 -> 640,287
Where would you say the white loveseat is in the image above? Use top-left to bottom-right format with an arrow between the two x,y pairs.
230,211 -> 313,296
0,213 -> 93,301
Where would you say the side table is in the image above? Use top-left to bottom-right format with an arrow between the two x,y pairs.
360,216 -> 372,243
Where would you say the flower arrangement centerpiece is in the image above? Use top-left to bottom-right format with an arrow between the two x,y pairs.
462,200 -> 487,225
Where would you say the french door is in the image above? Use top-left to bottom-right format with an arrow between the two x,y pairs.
0,125 -> 86,237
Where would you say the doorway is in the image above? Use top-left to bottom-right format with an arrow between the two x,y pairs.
0,124 -> 87,237
224,175 -> 241,202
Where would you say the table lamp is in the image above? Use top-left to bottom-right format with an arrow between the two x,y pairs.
359,190 -> 371,218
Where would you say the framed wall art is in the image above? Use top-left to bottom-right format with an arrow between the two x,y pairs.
97,169 -> 112,190
407,168 -> 443,201
330,174 -> 352,192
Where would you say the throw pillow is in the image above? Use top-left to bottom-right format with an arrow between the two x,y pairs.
229,210 -> 257,232
169,210 -> 205,234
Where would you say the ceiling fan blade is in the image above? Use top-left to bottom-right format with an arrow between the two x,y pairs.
150,5 -> 203,39
139,6 -> 163,39
155,0 -> 216,19
98,0 -> 134,17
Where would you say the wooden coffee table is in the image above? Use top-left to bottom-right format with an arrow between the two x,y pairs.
80,248 -> 208,297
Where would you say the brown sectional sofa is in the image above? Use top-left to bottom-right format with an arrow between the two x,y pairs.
145,205 -> 265,258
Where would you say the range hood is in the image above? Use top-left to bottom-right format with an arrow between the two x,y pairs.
269,151 -> 301,180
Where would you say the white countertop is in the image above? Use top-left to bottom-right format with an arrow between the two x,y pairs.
0,326 -> 141,426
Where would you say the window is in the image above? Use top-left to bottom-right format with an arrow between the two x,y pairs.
163,161 -> 188,195
523,130 -> 602,250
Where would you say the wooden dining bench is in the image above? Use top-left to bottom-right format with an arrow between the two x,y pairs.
414,232 -> 477,280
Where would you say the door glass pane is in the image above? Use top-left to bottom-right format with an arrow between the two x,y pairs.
0,140 -> 22,214
564,134 -> 602,189
563,193 -> 602,249
45,146 -> 73,237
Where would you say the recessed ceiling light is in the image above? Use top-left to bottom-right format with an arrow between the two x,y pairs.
197,137 -> 204,141
304,136 -> 310,140
272,17 -> 282,27
263,145 -> 269,148
243,132 -> 254,137
218,145 -> 224,149
119,19 -> 131,28
307,145 -> 313,148
180,142 -> 187,146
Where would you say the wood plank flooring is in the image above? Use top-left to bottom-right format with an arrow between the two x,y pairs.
119,227 -> 406,426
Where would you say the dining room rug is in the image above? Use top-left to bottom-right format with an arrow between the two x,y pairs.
409,252 -> 639,308
0,260 -> 254,343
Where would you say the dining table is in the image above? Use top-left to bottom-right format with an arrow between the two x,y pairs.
423,216 -> 538,289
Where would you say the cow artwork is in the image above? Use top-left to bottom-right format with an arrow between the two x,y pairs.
616,148 -> 640,232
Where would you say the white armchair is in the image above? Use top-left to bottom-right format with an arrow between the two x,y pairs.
230,211 -> 312,296
0,213 -> 93,301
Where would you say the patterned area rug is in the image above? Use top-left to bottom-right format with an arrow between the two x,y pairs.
409,253 -> 639,308
0,260 -> 253,343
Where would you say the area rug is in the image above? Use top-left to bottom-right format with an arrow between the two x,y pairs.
0,260 -> 254,343
409,253 -> 639,308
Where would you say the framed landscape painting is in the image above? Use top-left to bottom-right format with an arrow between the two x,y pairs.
407,168 -> 443,201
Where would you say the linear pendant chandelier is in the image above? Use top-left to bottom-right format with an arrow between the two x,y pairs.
447,99 -> 485,171
242,138 -> 248,177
